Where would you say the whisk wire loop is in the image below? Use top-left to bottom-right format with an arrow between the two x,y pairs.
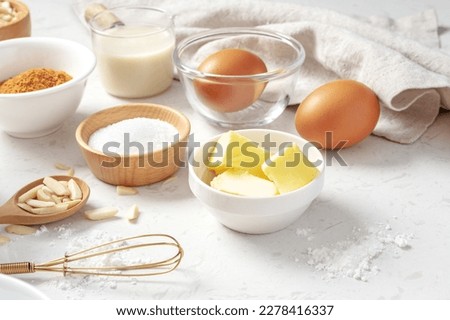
0,234 -> 183,277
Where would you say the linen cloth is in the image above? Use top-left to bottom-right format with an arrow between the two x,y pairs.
75,0 -> 450,143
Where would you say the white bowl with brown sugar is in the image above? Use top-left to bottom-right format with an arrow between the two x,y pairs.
0,37 -> 96,138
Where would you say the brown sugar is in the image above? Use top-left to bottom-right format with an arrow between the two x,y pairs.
0,68 -> 73,94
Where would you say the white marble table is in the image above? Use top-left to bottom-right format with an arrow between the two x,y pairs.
0,0 -> 449,299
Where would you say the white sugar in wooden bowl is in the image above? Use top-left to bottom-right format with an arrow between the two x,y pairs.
76,103 -> 191,186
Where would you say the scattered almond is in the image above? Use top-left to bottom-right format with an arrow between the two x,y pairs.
17,202 -> 34,212
17,177 -> 83,215
116,186 -> 138,196
36,188 -> 53,202
127,204 -> 140,221
64,199 -> 81,209
0,235 -> 10,245
67,168 -> 75,176
41,186 -> 54,195
17,184 -> 44,203
51,194 -> 62,204
30,203 -> 69,215
84,207 -> 118,221
43,176 -> 67,196
68,179 -> 82,200
5,225 -> 37,235
162,175 -> 177,185
26,199 -> 56,208
54,163 -> 71,170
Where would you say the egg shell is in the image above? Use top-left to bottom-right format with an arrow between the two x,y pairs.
194,48 -> 267,113
295,79 -> 380,149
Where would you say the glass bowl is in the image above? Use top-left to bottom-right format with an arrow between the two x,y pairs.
174,28 -> 305,128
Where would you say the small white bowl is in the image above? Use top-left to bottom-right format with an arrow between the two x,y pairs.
0,274 -> 48,300
188,129 -> 325,234
0,37 -> 96,138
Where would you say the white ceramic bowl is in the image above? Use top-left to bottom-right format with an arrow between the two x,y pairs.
188,129 -> 325,234
0,274 -> 48,300
0,37 -> 96,138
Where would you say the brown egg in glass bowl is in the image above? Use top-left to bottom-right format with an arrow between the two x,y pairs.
173,27 -> 305,128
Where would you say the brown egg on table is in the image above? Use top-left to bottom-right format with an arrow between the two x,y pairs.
194,48 -> 267,113
295,79 -> 380,149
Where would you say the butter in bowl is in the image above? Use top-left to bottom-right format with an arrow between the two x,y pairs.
188,129 -> 325,234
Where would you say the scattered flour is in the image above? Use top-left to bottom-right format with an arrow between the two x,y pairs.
295,223 -> 413,282
295,227 -> 312,237
35,225 -> 48,235
19,215 -> 413,298
55,223 -> 74,240
54,274 -> 118,298
36,227 -> 120,298
393,234 -> 410,248
34,226 -> 172,298
295,227 -> 314,241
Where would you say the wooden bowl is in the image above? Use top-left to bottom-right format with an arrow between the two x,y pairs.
75,103 -> 191,186
0,0 -> 31,41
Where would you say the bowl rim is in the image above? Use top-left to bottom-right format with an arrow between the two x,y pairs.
173,27 -> 305,81
0,37 -> 96,98
75,103 -> 191,158
88,6 -> 174,38
188,128 -> 325,200
0,274 -> 49,300
0,0 -> 30,30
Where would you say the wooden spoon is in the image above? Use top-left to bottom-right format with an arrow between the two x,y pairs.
84,3 -> 124,29
0,176 -> 90,225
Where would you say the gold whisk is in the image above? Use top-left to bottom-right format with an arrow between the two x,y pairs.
0,234 -> 183,277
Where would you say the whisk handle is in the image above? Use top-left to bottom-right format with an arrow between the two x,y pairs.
0,262 -> 35,274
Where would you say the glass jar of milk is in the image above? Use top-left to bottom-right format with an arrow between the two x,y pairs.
89,7 -> 175,98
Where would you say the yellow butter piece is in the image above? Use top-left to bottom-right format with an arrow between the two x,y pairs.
207,131 -> 268,179
262,143 -> 318,194
210,169 -> 278,197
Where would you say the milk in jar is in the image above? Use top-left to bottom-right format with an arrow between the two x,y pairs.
94,25 -> 175,98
